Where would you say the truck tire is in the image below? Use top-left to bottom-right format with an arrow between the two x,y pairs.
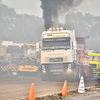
88,66 -> 93,81
89,66 -> 93,77
69,62 -> 77,82
77,65 -> 86,81
81,65 -> 86,78
76,68 -> 81,81
70,69 -> 76,82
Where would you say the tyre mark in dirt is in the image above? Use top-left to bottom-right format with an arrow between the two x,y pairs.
0,76 -> 100,100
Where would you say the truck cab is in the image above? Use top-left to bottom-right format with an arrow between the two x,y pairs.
18,44 -> 38,75
88,53 -> 100,76
39,27 -> 79,81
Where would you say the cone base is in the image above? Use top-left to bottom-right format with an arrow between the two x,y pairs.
78,91 -> 85,93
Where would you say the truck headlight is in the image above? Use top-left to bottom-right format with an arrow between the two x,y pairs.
43,70 -> 46,73
67,69 -> 72,72
67,64 -> 72,72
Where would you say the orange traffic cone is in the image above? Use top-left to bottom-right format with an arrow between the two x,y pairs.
29,83 -> 35,100
62,80 -> 67,97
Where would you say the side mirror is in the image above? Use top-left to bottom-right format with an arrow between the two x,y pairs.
73,41 -> 77,50
36,42 -> 40,52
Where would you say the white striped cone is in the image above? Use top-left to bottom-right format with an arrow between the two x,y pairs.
78,76 -> 85,93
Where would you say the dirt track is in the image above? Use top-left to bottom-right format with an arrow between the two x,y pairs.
0,75 -> 100,100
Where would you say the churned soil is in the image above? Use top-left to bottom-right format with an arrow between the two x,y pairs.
34,84 -> 100,100
1,75 -> 100,100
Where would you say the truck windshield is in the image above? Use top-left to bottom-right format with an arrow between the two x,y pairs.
89,56 -> 100,61
11,52 -> 22,57
42,41 -> 70,50
6,48 -> 22,57
77,44 -> 84,50
24,46 -> 36,58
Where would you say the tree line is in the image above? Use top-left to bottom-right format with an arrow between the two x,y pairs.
0,4 -> 100,50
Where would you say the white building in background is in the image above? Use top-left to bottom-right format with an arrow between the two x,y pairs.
2,41 -> 13,46
86,50 -> 94,53
1,41 -> 24,47
12,43 -> 24,48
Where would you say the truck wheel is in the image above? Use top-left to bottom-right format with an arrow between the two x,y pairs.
70,69 -> 76,82
76,66 -> 81,81
89,66 -> 93,78
81,66 -> 86,78
78,70 -> 81,79
76,70 -> 81,81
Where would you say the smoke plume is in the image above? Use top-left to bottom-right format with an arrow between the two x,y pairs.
40,0 -> 83,29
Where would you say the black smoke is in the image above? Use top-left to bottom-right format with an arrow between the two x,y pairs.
40,0 -> 83,29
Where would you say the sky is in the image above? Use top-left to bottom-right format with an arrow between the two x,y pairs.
2,0 -> 100,18
77,0 -> 100,16
2,0 -> 43,17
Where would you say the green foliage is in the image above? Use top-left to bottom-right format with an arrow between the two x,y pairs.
0,5 -> 100,50
0,5 -> 44,43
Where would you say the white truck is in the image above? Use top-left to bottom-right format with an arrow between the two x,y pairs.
37,27 -> 81,81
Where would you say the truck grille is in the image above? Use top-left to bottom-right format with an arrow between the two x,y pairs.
49,58 -> 63,62
49,64 -> 63,72
50,64 -> 63,68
